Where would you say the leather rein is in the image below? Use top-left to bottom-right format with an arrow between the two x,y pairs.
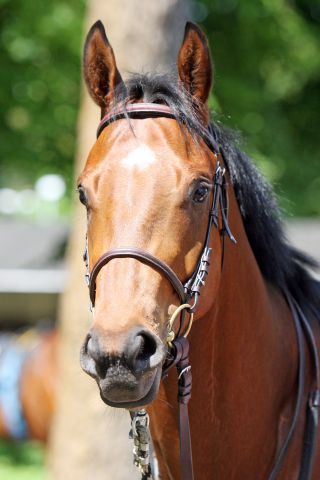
83,103 -> 320,480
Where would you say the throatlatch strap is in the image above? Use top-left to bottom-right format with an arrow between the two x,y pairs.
268,292 -> 306,480
268,291 -> 320,480
293,299 -> 320,480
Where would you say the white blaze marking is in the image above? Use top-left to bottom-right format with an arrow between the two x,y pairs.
121,145 -> 156,171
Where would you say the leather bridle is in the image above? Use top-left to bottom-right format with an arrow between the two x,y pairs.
83,103 -> 320,480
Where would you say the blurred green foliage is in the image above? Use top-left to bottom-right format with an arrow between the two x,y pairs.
0,439 -> 44,479
0,0 -> 319,215
200,0 -> 320,215
0,0 -> 85,193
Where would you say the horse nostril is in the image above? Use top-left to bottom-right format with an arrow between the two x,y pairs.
86,335 -> 92,354
128,330 -> 160,374
81,327 -> 163,379
82,331 -> 110,378
136,333 -> 157,362
86,334 -> 99,362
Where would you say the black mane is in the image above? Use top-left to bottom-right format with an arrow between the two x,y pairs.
113,73 -> 320,310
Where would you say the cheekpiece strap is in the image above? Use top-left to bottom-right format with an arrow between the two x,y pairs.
184,161 -> 236,308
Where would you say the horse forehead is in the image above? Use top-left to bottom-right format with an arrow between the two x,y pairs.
106,118 -> 186,172
120,144 -> 156,171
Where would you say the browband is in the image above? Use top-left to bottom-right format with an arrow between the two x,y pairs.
97,102 -> 220,154
97,103 -> 176,138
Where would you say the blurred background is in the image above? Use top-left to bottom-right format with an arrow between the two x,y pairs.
0,0 -> 319,478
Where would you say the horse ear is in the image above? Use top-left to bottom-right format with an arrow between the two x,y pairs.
177,22 -> 212,108
83,21 -> 124,110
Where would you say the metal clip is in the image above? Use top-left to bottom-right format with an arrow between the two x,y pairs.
130,410 -> 152,478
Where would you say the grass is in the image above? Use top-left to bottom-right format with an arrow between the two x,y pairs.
0,439 -> 45,480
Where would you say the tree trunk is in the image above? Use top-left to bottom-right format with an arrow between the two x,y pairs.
47,1 -> 190,479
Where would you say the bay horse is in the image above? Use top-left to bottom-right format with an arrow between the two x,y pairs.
79,20 -> 320,479
0,329 -> 57,443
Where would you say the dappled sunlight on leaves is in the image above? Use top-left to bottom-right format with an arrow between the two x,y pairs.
0,0 -> 85,199
0,0 -> 319,217
201,0 -> 320,215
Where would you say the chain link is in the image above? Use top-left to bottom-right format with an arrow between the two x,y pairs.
129,410 -> 153,479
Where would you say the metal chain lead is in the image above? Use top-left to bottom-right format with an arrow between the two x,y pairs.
129,410 -> 153,479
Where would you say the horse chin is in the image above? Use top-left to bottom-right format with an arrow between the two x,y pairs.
98,367 -> 162,409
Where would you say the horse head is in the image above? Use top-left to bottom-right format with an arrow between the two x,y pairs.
79,21 -> 223,408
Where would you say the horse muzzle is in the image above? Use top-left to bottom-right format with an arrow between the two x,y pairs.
80,326 -> 166,408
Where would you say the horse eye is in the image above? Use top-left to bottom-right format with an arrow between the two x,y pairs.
77,186 -> 87,206
192,185 -> 210,204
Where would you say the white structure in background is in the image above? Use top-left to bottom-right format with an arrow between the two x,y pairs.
0,220 -> 68,324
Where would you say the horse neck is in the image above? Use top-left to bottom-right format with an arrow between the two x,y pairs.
150,182 -> 300,479
213,184 -> 295,387
190,184 -> 299,474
